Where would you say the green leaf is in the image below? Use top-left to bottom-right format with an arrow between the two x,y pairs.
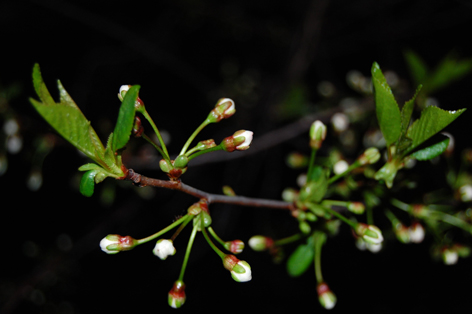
409,133 -> 449,161
287,239 -> 315,277
405,106 -> 465,155
427,54 -> 472,95
299,167 -> 329,203
404,50 -> 429,87
30,64 -> 106,165
112,85 -> 140,152
80,170 -> 98,197
400,85 -> 422,136
371,62 -> 402,146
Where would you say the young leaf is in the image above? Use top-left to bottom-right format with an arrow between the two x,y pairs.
405,106 -> 465,155
112,85 -> 141,152
409,134 -> 449,161
30,64 -> 106,165
371,62 -> 402,146
400,85 -> 422,136
80,170 -> 99,197
404,50 -> 429,87
287,239 -> 315,277
427,54 -> 472,95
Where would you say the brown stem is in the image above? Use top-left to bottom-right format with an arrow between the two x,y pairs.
124,169 -> 294,211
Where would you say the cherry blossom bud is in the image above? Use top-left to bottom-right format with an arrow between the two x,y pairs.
317,282 -> 337,310
99,234 -> 137,254
408,222 -> 425,243
224,240 -> 245,254
459,184 -> 472,202
442,247 -> 458,265
206,98 -> 236,123
153,239 -> 176,260
355,223 -> 383,245
347,202 -> 365,215
309,120 -> 327,149
222,254 -> 252,282
159,159 -> 173,173
248,235 -> 274,251
168,280 -> 186,308
221,130 -> 254,152
331,112 -> 349,133
358,147 -> 381,165
174,155 -> 189,169
393,223 -> 410,244
333,160 -> 349,175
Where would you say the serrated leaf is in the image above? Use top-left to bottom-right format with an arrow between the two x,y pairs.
405,106 -> 465,155
30,64 -> 106,165
371,62 -> 402,146
112,85 -> 140,152
401,85 -> 422,136
409,134 -> 449,161
287,240 -> 314,277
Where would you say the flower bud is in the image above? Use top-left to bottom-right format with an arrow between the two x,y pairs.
153,239 -> 176,260
309,120 -> 327,149
459,184 -> 472,202
196,139 -> 216,150
393,223 -> 410,244
224,240 -> 245,254
222,254 -> 252,282
354,223 -> 383,245
248,235 -> 274,251
159,159 -> 173,173
221,130 -> 254,152
174,155 -> 189,169
347,202 -> 365,215
317,282 -> 337,310
442,247 -> 459,265
333,160 -> 349,175
168,280 -> 186,308
99,234 -> 137,254
117,85 -> 145,112
206,98 -> 236,123
358,147 -> 381,165
408,222 -> 425,243
331,112 -> 349,133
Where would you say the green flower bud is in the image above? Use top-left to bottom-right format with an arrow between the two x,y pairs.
358,147 -> 381,165
309,120 -> 327,149
168,280 -> 186,308
174,155 -> 189,169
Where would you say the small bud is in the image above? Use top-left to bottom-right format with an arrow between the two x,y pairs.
281,188 -> 298,202
99,234 -> 137,254
442,247 -> 459,265
187,199 -> 208,216
224,240 -> 245,254
196,139 -> 216,150
222,185 -> 236,196
393,223 -> 410,244
132,116 -> 144,137
331,112 -> 349,133
355,223 -> 383,245
459,185 -> 472,202
159,159 -> 173,173
347,202 -> 365,215
286,152 -> 308,168
333,160 -> 349,175
206,98 -> 236,123
358,147 -> 381,165
248,235 -> 274,251
317,282 -> 337,310
221,130 -> 254,152
309,120 -> 327,149
222,255 -> 252,282
168,280 -> 186,309
408,222 -> 425,243
153,239 -> 176,260
174,155 -> 189,169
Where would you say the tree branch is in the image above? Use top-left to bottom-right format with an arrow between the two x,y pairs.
124,169 -> 294,211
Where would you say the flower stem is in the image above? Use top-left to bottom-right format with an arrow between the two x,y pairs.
313,231 -> 327,284
320,203 -> 356,228
306,148 -> 318,179
141,109 -> 170,159
187,144 -> 224,161
273,233 -> 303,246
136,215 -> 190,245
142,133 -> 168,162
207,227 -> 225,247
328,160 -> 361,184
178,223 -> 199,282
180,120 -> 210,156
200,214 -> 225,259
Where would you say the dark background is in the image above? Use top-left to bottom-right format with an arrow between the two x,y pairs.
2,0 -> 472,313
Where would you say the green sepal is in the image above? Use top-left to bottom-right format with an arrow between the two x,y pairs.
30,64 -> 106,165
287,237 -> 315,277
409,133 -> 450,161
112,85 -> 140,152
371,62 -> 402,147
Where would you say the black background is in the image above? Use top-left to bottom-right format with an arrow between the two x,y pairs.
2,0 -> 472,313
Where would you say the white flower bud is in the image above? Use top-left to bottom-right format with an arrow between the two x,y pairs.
153,239 -> 176,260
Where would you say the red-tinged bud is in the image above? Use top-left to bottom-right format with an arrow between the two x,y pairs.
206,98 -> 236,123
187,199 -> 208,216
393,222 -> 410,244
408,221 -> 425,243
196,139 -> 216,150
354,223 -> 383,245
99,234 -> 137,254
410,204 -> 429,218
248,235 -> 274,251
132,116 -> 144,137
358,147 -> 380,165
225,240 -> 245,254
168,280 -> 186,308
222,254 -> 252,282
317,282 -> 337,310
221,130 -> 253,152
118,85 -> 146,112
347,202 -> 365,215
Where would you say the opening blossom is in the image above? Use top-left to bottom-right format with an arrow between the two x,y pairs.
99,234 -> 137,254
153,239 -> 176,260
222,254 -> 252,282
